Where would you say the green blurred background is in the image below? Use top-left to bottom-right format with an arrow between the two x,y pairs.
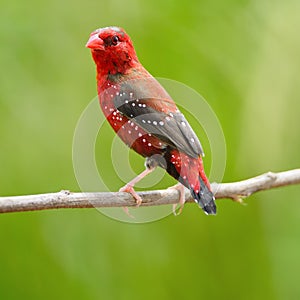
1,0 -> 300,299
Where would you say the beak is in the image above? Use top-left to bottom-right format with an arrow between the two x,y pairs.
86,33 -> 104,50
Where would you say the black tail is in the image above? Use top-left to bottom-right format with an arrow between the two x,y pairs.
190,177 -> 217,215
162,149 -> 216,215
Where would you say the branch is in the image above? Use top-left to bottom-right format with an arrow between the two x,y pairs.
0,169 -> 299,213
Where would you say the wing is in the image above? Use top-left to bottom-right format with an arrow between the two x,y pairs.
112,78 -> 204,158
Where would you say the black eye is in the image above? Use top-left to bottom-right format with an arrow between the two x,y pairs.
111,35 -> 120,45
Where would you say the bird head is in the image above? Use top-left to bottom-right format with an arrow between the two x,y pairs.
86,26 -> 138,75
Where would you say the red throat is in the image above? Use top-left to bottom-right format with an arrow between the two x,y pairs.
91,50 -> 138,80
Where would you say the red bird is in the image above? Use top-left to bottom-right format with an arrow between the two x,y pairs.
86,26 -> 216,215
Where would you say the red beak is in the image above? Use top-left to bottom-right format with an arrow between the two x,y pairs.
86,34 -> 104,50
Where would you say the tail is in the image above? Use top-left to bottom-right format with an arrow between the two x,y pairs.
189,177 -> 216,215
165,149 -> 217,215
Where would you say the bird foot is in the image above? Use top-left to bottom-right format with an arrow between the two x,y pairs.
168,183 -> 186,216
119,184 -> 143,207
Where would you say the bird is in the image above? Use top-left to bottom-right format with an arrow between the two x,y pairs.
86,26 -> 216,215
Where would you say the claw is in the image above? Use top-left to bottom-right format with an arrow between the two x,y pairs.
122,206 -> 135,219
119,184 -> 143,207
172,203 -> 184,216
169,183 -> 186,216
119,184 -> 143,217
118,165 -> 155,217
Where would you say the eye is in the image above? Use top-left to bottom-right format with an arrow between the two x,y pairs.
111,35 -> 120,46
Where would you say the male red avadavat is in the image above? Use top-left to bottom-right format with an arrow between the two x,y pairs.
86,26 -> 216,215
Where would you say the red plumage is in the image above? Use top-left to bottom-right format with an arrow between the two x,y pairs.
86,26 -> 216,215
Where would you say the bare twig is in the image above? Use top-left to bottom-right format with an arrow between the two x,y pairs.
0,169 -> 299,213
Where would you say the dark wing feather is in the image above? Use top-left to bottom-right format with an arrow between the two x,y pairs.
113,81 -> 204,158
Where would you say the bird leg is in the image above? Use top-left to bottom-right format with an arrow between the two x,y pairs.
168,183 -> 186,216
119,168 -> 154,206
119,156 -> 158,207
